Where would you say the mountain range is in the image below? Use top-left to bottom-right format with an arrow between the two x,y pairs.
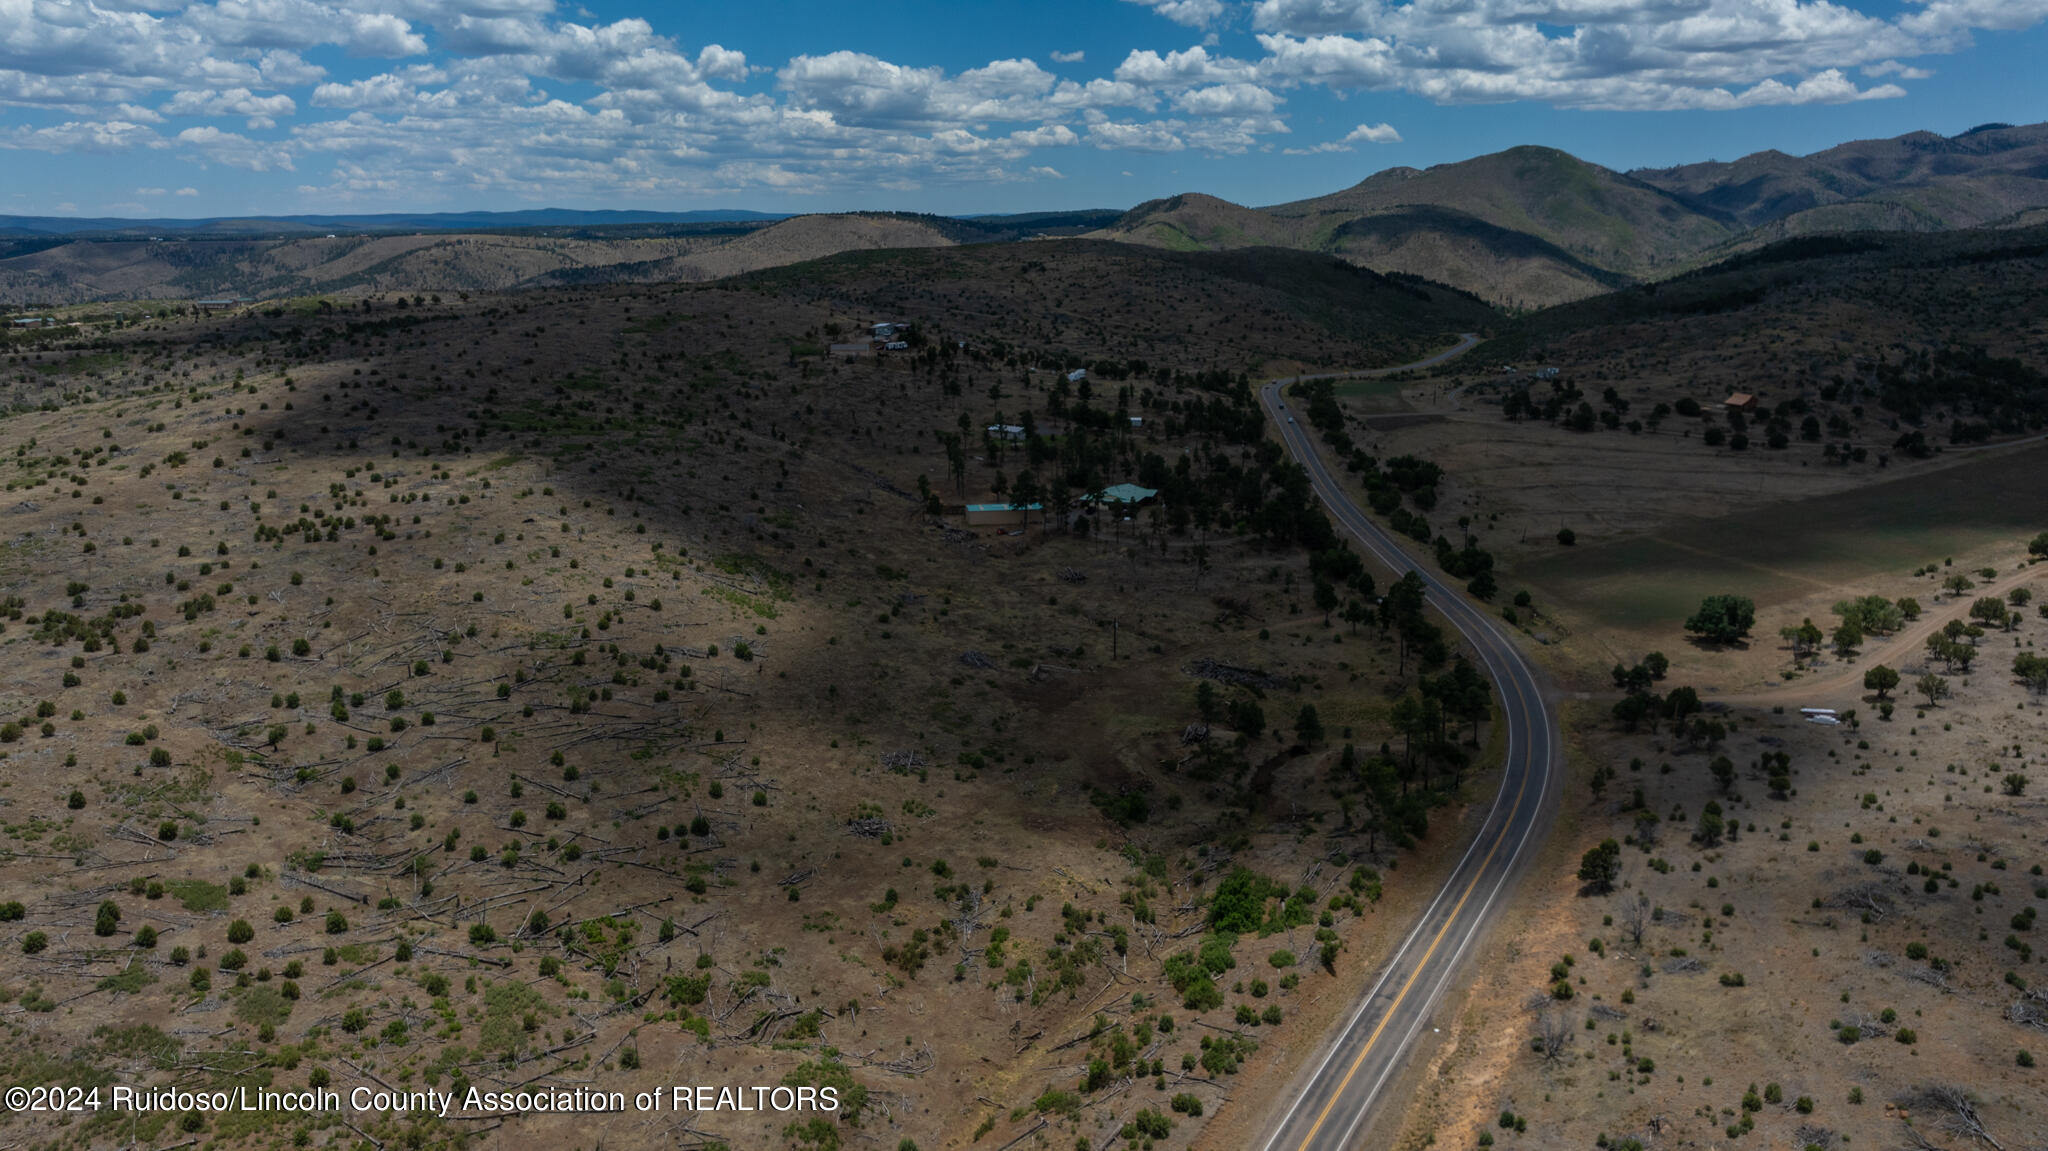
1095,120 -> 2048,308
4,122 -> 2046,309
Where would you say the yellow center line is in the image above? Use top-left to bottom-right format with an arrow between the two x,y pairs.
1289,706 -> 1532,1151
1273,394 -> 1545,1151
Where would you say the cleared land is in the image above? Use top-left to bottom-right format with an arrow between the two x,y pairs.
1392,557 -> 2048,1151
0,245 -> 1507,1151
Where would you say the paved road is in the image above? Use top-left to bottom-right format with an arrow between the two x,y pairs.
1290,332 -> 1483,384
1253,349 -> 1562,1151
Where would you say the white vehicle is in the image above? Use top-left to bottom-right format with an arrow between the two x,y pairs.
1798,707 -> 1837,717
1806,715 -> 1840,726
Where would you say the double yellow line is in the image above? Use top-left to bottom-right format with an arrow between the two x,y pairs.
1264,383 -> 1548,1151
1285,661 -> 1538,1150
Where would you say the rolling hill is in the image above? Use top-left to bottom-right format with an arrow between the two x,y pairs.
736,240 -> 1499,373
0,210 -> 1128,307
0,206 -> 786,238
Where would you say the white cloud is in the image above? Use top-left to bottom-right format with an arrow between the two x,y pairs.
1,118 -> 165,153
1028,165 -> 1064,178
1123,0 -> 1228,29
311,65 -> 446,110
1245,0 -> 2023,110
175,186 -> 199,195
136,185 -> 167,195
177,1 -> 427,58
1115,45 -> 1259,87
1284,120 -> 1400,153
1088,120 -> 1188,152
0,0 -> 2037,205
695,44 -> 748,83
162,87 -> 298,129
258,49 -> 326,87
176,124 -> 294,170
1010,123 -> 1080,147
1171,82 -> 1282,116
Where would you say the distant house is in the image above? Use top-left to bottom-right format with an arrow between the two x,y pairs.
987,424 -> 1025,442
1086,483 -> 1158,508
10,317 -> 52,328
1066,368 -> 1088,384
1723,392 -> 1759,413
828,342 -> 876,357
1533,367 -> 1560,380
871,321 -> 906,339
964,501 -> 1041,527
1128,416 -> 1143,429
194,297 -> 254,312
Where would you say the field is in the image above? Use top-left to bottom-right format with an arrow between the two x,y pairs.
0,245 -> 1509,1151
1513,440 -> 2048,665
1295,225 -> 2048,685
1392,555 -> 2048,1151
1257,224 -> 2048,1151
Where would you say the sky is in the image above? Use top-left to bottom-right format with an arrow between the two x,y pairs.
3,0 -> 2046,218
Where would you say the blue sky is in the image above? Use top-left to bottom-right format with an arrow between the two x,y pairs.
3,0 -> 2045,218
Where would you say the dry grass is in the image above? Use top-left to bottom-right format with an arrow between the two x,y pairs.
0,261 -> 1502,1151
1398,593 -> 2048,1151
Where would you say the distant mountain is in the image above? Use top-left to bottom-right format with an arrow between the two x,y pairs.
1095,147 -> 1730,307
0,206 -> 1130,242
1629,122 -> 2048,235
1094,125 -> 2048,308
0,212 -> 990,306
0,208 -> 787,239
10,123 -> 2048,309
1270,146 -> 1735,276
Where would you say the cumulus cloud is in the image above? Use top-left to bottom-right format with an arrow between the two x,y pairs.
1123,0 -> 1228,28
162,87 -> 298,129
1115,45 -> 1259,87
178,1 -> 427,57
1171,82 -> 1281,116
1088,119 -> 1188,152
0,0 -> 2038,205
1243,0 -> 2011,110
177,124 -> 293,170
1284,120 -> 1400,153
1,118 -> 165,153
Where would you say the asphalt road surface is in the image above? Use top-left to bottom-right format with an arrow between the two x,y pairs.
1253,348 -> 1562,1151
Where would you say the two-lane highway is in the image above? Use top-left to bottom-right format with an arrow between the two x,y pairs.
1253,359 -> 1562,1151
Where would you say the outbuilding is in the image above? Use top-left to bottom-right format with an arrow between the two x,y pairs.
964,501 -> 1041,527
1723,392 -> 1759,413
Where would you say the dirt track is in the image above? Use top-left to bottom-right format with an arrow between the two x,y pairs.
1723,560 -> 2040,708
